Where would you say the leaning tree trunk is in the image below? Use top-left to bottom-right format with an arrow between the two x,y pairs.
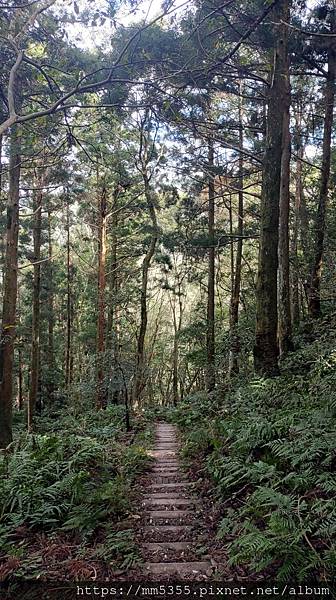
206,138 -> 215,391
28,174 -> 43,431
254,0 -> 289,376
308,14 -> 336,318
229,84 -> 244,376
96,186 -> 108,409
0,122 -> 21,448
278,53 -> 293,355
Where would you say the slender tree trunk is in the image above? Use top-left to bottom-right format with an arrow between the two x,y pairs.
254,0 -> 289,376
65,199 -> 72,392
47,202 -> 54,401
16,292 -> 23,411
278,52 -> 293,355
291,111 -> 303,327
108,188 -> 119,404
229,85 -> 244,376
0,123 -> 21,448
169,276 -> 183,406
17,345 -> 23,410
308,13 -> 336,318
28,175 -> 43,430
0,134 -> 4,295
206,138 -> 215,391
133,165 -> 158,405
96,186 -> 108,409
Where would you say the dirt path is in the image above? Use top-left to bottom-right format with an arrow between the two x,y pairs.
137,422 -> 214,579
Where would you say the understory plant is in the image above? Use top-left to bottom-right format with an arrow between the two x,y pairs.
0,406 -> 152,578
171,319 -> 336,581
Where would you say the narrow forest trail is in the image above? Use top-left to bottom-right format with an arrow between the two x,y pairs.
137,422 -> 214,579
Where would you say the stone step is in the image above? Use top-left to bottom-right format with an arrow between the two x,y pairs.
151,471 -> 185,477
153,461 -> 180,466
147,510 -> 192,518
149,452 -> 177,458
143,498 -> 193,507
143,562 -> 211,576
156,442 -> 178,446
153,463 -> 180,468
154,452 -> 178,456
152,467 -> 180,473
150,479 -> 189,486
154,454 -> 178,458
149,482 -> 193,489
143,493 -> 190,499
142,542 -> 192,551
150,472 -> 187,478
143,525 -> 193,533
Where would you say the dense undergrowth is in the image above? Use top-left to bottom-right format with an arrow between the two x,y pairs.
170,316 -> 336,581
0,406 -> 152,581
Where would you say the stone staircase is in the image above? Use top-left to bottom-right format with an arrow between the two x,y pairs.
139,423 -> 213,578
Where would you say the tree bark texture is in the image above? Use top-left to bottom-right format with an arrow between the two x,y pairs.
229,85 -> 244,376
278,53 -> 293,355
28,173 -> 43,430
254,0 -> 289,376
47,202 -> 54,401
107,188 -> 119,404
65,200 -> 72,392
96,186 -> 108,409
0,122 -> 21,448
133,127 -> 158,405
206,138 -> 215,391
291,109 -> 303,327
308,11 -> 336,318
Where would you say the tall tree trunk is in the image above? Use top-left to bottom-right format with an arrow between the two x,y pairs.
65,199 -> 72,392
16,292 -> 23,411
133,170 -> 158,405
229,85 -> 244,376
17,345 -> 23,411
0,122 -> 21,448
278,52 -> 293,355
28,174 -> 43,430
291,110 -> 303,327
308,13 -> 336,318
107,188 -> 119,404
169,275 -> 183,406
254,0 -> 289,376
96,186 -> 108,409
0,133 -> 4,295
206,137 -> 215,391
47,202 -> 54,401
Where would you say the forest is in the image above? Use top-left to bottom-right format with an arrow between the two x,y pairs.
0,0 -> 336,594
